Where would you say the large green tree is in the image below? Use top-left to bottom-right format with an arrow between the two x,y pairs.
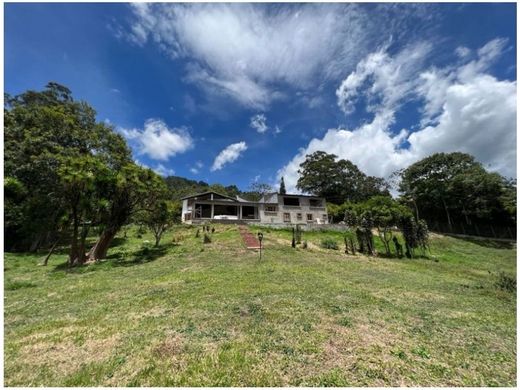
5,83 -> 166,263
4,82 -> 123,252
296,151 -> 389,204
398,152 -> 515,228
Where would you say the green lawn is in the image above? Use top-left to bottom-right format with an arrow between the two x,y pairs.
4,224 -> 517,386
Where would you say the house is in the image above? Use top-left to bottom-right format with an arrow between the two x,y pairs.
181,191 -> 329,225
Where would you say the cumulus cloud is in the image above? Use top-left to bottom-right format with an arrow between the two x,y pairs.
190,161 -> 204,174
118,119 -> 193,160
279,38 -> 516,193
125,3 -> 434,109
211,142 -> 248,171
250,114 -> 268,133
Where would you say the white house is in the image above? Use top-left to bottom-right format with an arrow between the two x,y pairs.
181,191 -> 329,225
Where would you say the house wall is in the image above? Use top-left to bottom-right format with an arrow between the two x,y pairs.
181,199 -> 192,223
258,195 -> 329,224
181,193 -> 328,225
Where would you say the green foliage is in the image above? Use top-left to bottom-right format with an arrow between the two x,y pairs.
137,193 -> 177,247
4,82 -> 132,253
279,177 -> 286,194
321,238 -> 338,250
244,182 -> 274,201
398,152 -> 516,228
203,233 -> 212,244
358,196 -> 412,256
296,151 -> 389,204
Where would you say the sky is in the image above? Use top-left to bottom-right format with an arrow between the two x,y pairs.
4,2 -> 517,193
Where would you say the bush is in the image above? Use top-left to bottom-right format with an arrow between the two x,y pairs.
321,238 -> 338,250
302,240 -> 308,249
203,233 -> 211,244
496,272 -> 516,292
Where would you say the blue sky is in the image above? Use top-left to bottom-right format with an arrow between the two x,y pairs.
5,3 -> 517,192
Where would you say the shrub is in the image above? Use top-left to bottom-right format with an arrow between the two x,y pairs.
302,240 -> 308,249
321,238 -> 338,250
195,228 -> 200,238
203,233 -> 211,244
496,272 -> 516,292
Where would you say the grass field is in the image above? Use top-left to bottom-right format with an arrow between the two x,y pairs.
4,224 -> 517,386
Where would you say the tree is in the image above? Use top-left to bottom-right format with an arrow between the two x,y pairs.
359,196 -> 410,256
86,164 -> 166,261
279,177 -> 287,194
4,83 -> 132,253
398,152 -> 516,228
243,182 -> 274,201
139,200 -> 176,247
296,151 -> 389,204
57,155 -> 110,265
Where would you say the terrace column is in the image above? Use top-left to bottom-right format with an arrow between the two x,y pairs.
211,204 -> 214,219
239,206 -> 242,220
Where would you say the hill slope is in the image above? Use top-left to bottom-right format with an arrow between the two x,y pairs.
4,226 -> 516,386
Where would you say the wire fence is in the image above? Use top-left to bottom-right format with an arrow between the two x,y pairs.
428,220 -> 516,240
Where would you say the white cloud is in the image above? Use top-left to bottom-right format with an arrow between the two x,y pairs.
153,164 -> 175,177
118,119 -> 193,161
455,46 -> 471,58
250,114 -> 268,133
336,42 -> 432,114
125,3 -> 433,109
211,142 -> 248,171
279,38 -> 516,193
190,161 -> 204,174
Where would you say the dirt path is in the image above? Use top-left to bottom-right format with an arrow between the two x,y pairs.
238,226 -> 261,249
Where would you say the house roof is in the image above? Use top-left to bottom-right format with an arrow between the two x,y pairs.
180,191 -> 238,201
181,191 -> 326,203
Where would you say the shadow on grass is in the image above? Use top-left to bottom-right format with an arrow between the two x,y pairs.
454,236 -> 516,250
51,244 -> 171,273
109,245 -> 169,267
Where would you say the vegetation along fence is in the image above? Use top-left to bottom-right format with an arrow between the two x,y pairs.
429,220 -> 516,240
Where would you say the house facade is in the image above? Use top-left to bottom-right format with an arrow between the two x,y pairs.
181,191 -> 328,225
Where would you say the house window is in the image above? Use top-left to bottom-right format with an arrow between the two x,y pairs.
309,199 -> 322,207
184,213 -> 192,221
265,205 -> 278,212
283,213 -> 291,222
283,197 -> 300,206
307,214 -> 313,221
297,213 -> 302,220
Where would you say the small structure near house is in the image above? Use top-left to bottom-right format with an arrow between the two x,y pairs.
181,191 -> 328,225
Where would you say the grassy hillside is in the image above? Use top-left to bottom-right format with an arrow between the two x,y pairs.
4,225 -> 516,386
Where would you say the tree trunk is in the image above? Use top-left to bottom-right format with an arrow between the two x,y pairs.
441,198 -> 452,229
412,199 -> 420,221
29,232 -> 43,252
87,227 -> 118,261
76,224 -> 90,265
43,239 -> 59,266
68,208 -> 79,267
